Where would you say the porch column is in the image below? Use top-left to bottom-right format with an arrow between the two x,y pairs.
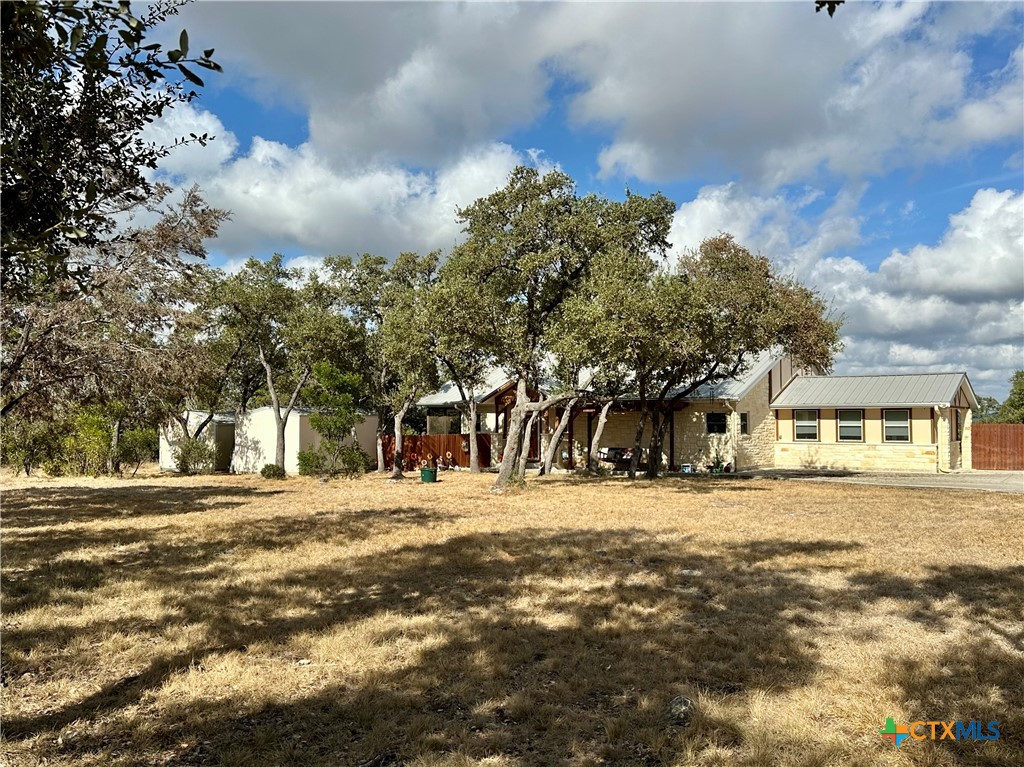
669,410 -> 676,471
567,407 -> 575,469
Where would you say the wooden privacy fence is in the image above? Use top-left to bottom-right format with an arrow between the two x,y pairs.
380,434 -> 492,469
972,424 -> 1024,470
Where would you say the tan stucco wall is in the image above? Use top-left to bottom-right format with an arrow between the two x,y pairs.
774,406 -> 940,472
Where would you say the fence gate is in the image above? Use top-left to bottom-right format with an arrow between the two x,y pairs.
972,424 -> 1024,470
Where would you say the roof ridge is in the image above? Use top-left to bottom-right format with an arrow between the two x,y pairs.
797,371 -> 966,379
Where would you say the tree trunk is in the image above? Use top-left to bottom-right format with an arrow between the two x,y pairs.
468,397 -> 479,472
275,414 -> 287,469
391,401 -> 411,479
108,417 -> 122,476
645,409 -> 664,479
376,410 -> 387,472
541,397 -> 577,475
628,409 -> 648,479
493,378 -> 527,489
588,400 -> 614,472
518,409 -> 539,479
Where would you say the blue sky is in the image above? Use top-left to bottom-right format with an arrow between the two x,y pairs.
146,1 -> 1024,398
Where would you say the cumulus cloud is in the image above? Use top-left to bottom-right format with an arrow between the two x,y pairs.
668,183 -> 1023,397
143,102 -> 239,179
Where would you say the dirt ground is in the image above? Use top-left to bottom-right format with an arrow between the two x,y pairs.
2,469 -> 1021,767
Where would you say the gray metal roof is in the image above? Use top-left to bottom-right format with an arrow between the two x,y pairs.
771,372 -> 977,409
417,367 -> 512,408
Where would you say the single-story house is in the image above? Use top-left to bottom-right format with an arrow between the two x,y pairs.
158,411 -> 236,473
231,407 -> 379,475
771,372 -> 978,472
418,356 -> 980,474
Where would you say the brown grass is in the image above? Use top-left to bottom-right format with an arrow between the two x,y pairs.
1,469 -> 1021,767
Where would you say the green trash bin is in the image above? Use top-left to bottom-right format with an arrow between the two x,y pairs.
420,467 -> 437,483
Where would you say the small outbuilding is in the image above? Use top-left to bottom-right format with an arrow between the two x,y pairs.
231,407 -> 379,475
158,411 -> 236,473
771,372 -> 978,472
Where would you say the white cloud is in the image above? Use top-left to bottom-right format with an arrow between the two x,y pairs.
668,184 -> 1023,397
143,103 -> 239,179
877,188 -> 1024,303
192,138 -> 524,258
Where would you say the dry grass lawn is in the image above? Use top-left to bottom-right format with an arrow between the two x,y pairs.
1,469 -> 1021,767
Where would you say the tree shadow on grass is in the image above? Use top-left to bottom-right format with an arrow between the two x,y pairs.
5,528 -> 862,766
535,474 -> 769,494
1,484 -> 287,529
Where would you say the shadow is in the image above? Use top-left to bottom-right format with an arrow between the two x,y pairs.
535,473 -> 769,494
1,484 -> 286,529
4,527 -> 867,765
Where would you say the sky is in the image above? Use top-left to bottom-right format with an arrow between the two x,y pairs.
145,1 -> 1024,399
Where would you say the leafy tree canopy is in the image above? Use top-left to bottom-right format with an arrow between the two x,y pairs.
1,0 -> 221,298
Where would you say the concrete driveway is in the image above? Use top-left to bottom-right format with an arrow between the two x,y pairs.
773,469 -> 1024,493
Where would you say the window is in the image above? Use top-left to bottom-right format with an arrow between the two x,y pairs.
838,409 -> 863,441
707,412 -> 727,434
884,410 -> 910,442
740,412 -> 749,435
955,409 -> 963,442
795,410 -> 818,440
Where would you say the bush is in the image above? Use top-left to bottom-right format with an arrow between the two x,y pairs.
337,445 -> 371,479
260,463 -> 287,480
117,428 -> 158,477
174,437 -> 216,475
296,449 -> 326,477
297,444 -> 369,480
1,416 -> 63,476
61,407 -> 113,476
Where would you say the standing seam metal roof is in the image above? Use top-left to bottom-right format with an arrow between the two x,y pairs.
770,373 -> 976,408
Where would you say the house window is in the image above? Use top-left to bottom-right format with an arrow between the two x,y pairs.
884,409 -> 910,442
740,412 -> 749,435
838,409 -> 863,441
794,410 -> 818,441
707,412 -> 727,434
954,409 -> 963,442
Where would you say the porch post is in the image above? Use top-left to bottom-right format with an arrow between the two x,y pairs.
669,409 -> 676,471
567,406 -> 575,470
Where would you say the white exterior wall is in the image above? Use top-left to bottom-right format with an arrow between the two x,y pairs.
232,408 -> 379,475
159,412 -> 225,471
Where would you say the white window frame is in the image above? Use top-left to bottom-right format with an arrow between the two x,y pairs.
794,410 -> 818,441
837,409 -> 863,442
883,409 -> 911,443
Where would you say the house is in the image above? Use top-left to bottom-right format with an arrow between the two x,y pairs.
417,368 -> 546,466
560,352 -> 800,472
231,406 -> 379,475
419,352 -> 802,471
419,357 -> 980,474
771,372 -> 978,472
158,411 -> 236,473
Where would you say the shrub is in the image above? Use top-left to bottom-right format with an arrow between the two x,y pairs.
62,407 -> 113,476
336,445 -> 371,479
260,463 -> 287,480
1,416 -> 64,476
297,444 -> 369,480
174,437 -> 216,475
117,428 -> 158,477
296,449 -> 325,477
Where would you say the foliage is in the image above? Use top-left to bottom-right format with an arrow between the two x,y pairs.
1,0 -> 221,298
1,187 -> 228,419
174,436 -> 216,475
996,371 -> 1024,424
0,413 -> 64,476
327,251 -> 440,474
60,406 -> 114,476
973,395 -> 1001,423
117,427 -> 158,477
217,256 -> 361,469
296,362 -> 369,479
260,463 -> 287,480
298,444 -> 371,480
